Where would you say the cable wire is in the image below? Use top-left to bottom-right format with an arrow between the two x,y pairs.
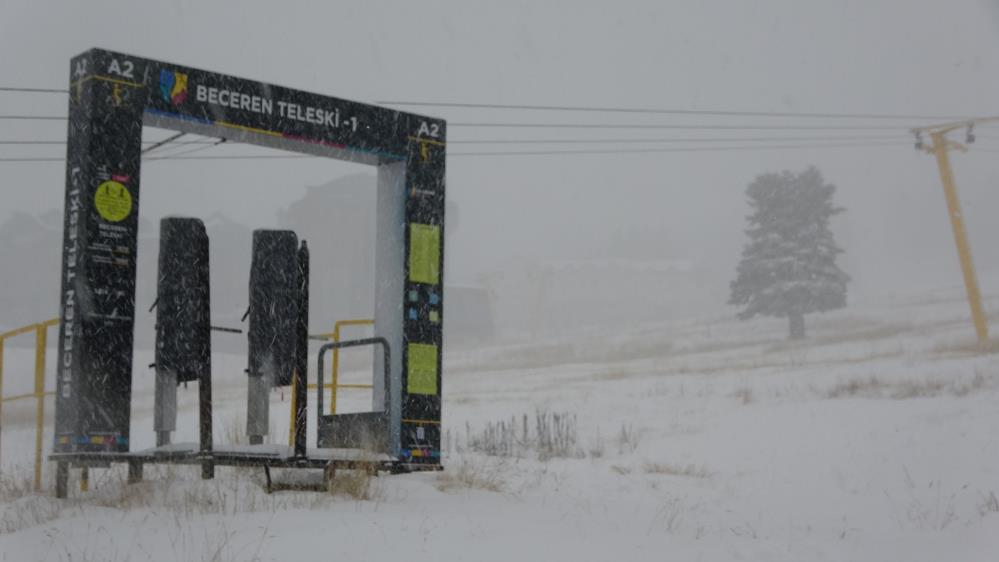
0,85 -> 969,121
0,87 -> 69,94
147,138 -> 227,160
0,134 -> 905,147
447,134 -> 903,145
0,139 -> 913,162
0,114 -> 924,130
4,114 -> 999,133
378,100 -> 970,121
447,140 -> 910,157
447,122 -> 926,131
141,132 -> 186,155
0,139 -> 220,146
0,115 -> 67,120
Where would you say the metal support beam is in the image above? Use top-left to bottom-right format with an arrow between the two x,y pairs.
199,361 -> 214,480
55,461 -> 68,498
127,460 -> 143,484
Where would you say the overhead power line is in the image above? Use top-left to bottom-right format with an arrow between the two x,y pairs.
141,132 -> 186,155
0,155 -> 312,163
0,87 -> 68,94
0,114 -> 917,130
152,138 -> 227,159
0,133 -> 905,148
5,113 -> 999,133
0,115 -> 67,121
447,140 -> 909,157
0,139 -> 221,146
446,134 -> 903,145
448,122 -> 922,131
0,86 -> 970,121
377,100 -> 970,121
0,139 -> 912,163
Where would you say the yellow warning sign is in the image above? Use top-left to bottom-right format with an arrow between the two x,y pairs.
94,180 -> 132,222
409,223 -> 440,285
407,343 -> 438,395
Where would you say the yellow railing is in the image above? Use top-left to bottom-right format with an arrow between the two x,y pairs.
0,317 -> 58,491
327,318 -> 375,415
5,317 -> 382,484
288,318 -> 374,445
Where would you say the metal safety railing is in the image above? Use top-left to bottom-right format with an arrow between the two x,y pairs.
288,318 -> 374,446
325,318 -> 375,415
0,317 -> 58,491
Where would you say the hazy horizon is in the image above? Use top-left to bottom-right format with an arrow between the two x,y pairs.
3,0 -> 999,332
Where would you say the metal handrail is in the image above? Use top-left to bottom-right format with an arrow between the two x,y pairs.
316,337 -> 390,432
0,323 -> 42,340
2,391 -> 55,403
300,319 -> 375,399
329,319 -> 374,414
287,319 -> 376,445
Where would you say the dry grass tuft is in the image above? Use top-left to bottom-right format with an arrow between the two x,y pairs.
931,338 -> 999,356
825,371 -> 991,400
0,460 -> 384,535
732,386 -> 755,405
462,410 -> 583,460
643,462 -> 712,478
825,376 -> 885,399
435,460 -> 504,493
979,491 -> 999,518
587,429 -> 606,459
535,411 -> 580,460
766,322 -> 911,352
327,468 -> 379,501
0,469 -> 35,503
595,369 -> 632,381
616,423 -> 641,455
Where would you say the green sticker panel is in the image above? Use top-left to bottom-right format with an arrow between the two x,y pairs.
407,343 -> 438,395
409,223 -> 440,285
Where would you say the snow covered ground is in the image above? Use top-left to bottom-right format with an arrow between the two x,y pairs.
1,286 -> 998,561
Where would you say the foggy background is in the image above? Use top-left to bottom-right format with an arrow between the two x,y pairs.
2,0 -> 999,346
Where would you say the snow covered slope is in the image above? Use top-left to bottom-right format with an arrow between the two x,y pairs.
1,287 -> 997,561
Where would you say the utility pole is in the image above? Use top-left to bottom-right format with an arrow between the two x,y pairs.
912,117 -> 998,348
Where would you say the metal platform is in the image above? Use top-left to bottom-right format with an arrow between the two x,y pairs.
49,443 -> 428,497
53,443 -> 394,466
48,336 -> 442,498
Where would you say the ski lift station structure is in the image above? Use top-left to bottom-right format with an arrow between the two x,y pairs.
50,49 -> 446,496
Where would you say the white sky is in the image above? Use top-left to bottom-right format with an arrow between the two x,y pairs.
2,0 -> 999,304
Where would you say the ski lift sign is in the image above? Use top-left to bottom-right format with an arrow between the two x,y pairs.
55,49 -> 446,462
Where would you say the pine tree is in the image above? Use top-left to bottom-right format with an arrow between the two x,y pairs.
729,166 -> 849,339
